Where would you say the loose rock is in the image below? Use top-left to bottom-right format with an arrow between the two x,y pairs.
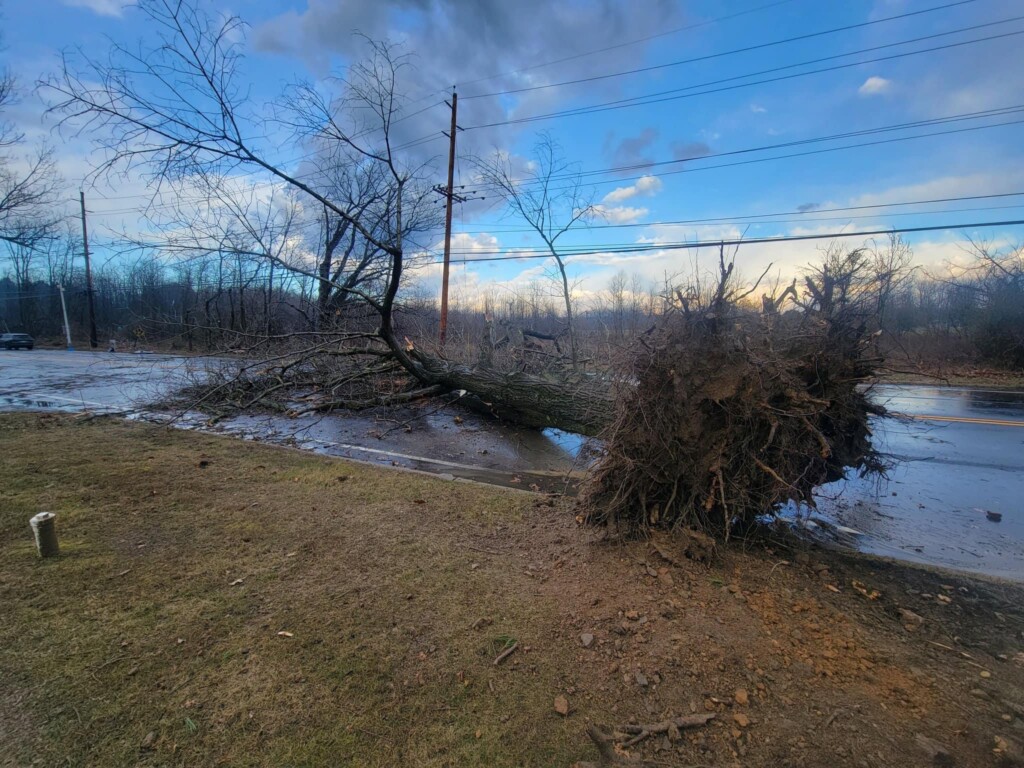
899,608 -> 924,630
554,695 -> 570,716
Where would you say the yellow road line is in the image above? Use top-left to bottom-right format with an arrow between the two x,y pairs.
903,413 -> 1024,427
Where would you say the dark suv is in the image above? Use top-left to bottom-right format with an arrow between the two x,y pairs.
0,333 -> 34,350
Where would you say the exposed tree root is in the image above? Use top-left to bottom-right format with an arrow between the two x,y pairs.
579,250 -> 886,539
576,714 -> 716,767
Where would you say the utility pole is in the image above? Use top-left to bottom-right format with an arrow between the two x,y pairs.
58,285 -> 73,351
433,92 -> 483,345
439,91 -> 458,347
80,191 -> 98,348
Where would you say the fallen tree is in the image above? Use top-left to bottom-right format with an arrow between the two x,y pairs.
45,0 -> 886,471
578,249 -> 887,538
45,1 -> 617,436
405,346 -> 615,435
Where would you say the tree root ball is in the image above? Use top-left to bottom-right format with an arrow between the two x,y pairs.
578,297 -> 886,540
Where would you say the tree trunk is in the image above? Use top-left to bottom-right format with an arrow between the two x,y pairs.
408,351 -> 614,436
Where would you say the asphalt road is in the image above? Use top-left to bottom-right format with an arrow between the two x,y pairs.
1,349 -> 1022,580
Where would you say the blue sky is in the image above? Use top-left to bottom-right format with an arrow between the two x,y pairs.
4,0 -> 1024,306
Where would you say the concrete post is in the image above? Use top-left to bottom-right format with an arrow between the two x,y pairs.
29,512 -> 59,558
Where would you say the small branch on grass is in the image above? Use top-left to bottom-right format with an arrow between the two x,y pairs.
616,713 -> 716,747
492,641 -> 518,666
822,709 -> 843,729
585,724 -> 624,765
581,715 -> 715,766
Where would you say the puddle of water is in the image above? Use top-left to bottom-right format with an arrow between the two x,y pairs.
133,409 -> 586,495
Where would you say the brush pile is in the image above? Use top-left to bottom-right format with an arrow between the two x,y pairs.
579,252 -> 887,539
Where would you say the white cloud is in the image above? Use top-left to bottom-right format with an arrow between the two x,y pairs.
601,175 -> 662,204
62,0 -> 134,16
750,104 -> 767,114
591,205 -> 649,224
858,76 -> 892,96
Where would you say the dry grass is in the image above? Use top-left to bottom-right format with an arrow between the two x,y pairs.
3,414 -> 1024,768
0,414 -> 580,767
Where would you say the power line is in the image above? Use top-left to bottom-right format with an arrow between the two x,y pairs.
454,0 -> 802,90
52,5 -> 807,209
462,105 -> 1024,192
80,189 -> 1024,260
0,289 -> 62,299
442,204 -> 1024,253
64,24 -> 1018,218
462,0 -> 979,100
463,24 -> 1024,130
448,192 -> 1024,235
463,114 -> 1024,198
69,127 -> 446,216
68,111 -> 1024,247
412,219 -> 1024,264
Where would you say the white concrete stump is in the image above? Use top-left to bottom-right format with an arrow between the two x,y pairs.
30,512 -> 59,558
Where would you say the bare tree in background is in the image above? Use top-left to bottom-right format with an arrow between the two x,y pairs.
869,233 -> 914,329
474,133 -> 596,369
953,238 -> 1024,369
0,39 -> 59,248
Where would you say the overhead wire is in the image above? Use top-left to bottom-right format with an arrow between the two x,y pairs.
462,0 -> 979,100
460,112 -> 1024,199
455,0 -> 803,89
411,219 -> 1024,264
461,104 -> 1024,193
45,2 -> 1022,277
447,192 -> 1024,235
463,23 -> 1024,130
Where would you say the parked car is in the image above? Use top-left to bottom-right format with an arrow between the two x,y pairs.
0,333 -> 34,350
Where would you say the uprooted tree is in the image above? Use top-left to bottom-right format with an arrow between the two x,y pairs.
43,0 -> 887,533
579,246 -> 887,539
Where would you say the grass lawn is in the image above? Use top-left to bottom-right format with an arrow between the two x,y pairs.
2,413 -> 1023,768
0,414 -> 580,767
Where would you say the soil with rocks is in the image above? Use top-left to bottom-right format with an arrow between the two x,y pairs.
519,496 -> 1024,767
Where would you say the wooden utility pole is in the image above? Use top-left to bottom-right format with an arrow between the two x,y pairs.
439,91 -> 457,346
79,191 -> 98,348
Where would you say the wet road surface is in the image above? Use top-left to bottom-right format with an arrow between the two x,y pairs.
1,349 -> 1021,580
810,385 -> 1024,580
